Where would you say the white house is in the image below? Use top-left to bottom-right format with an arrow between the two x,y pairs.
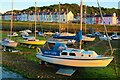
21,12 -> 28,21
66,11 -> 74,22
0,13 -> 2,20
2,9 -> 74,23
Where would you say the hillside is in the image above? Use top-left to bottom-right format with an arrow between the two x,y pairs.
6,3 -> 119,16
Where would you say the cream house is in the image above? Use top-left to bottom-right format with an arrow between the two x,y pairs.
112,13 -> 117,25
65,11 -> 74,22
0,13 -> 2,20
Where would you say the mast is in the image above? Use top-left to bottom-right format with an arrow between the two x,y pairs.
59,1 -> 61,33
66,8 -> 68,33
10,0 -> 13,40
35,0 -> 37,39
84,5 -> 87,35
97,0 -> 113,55
79,0 -> 83,50
28,11 -> 30,29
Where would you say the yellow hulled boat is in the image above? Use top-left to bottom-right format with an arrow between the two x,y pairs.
20,1 -> 46,46
20,39 -> 46,45
44,32 -> 54,36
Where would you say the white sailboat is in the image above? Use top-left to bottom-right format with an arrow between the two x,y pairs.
36,0 -> 113,68
52,3 -> 95,42
99,35 -> 112,40
20,0 -> 46,46
8,32 -> 18,37
58,8 -> 76,37
47,38 -> 76,45
47,2 -> 75,45
111,32 -> 120,40
82,5 -> 95,42
97,0 -> 112,41
7,0 -> 18,37
1,0 -> 18,48
20,12 -> 34,39
82,35 -> 95,41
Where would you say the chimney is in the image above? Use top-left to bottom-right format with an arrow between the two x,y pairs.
113,13 -> 116,17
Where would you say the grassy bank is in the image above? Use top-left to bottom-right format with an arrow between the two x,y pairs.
2,20 -> 120,33
2,51 -> 120,79
1,30 -> 120,79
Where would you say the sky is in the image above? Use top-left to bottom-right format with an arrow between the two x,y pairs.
0,0 -> 119,13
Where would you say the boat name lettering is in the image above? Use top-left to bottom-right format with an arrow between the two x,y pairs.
44,51 -> 57,55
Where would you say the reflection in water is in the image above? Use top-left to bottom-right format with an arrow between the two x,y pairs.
1,66 -> 24,79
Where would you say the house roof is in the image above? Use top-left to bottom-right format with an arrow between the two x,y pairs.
74,14 -> 113,18
94,14 -> 112,17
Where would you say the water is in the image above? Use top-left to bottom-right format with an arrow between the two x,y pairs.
0,66 -> 25,79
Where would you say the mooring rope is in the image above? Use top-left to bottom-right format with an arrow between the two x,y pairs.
85,40 -> 102,50
97,0 -> 114,56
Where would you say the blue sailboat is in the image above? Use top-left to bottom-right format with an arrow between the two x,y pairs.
1,0 -> 18,51
52,2 -> 95,42
36,0 -> 113,69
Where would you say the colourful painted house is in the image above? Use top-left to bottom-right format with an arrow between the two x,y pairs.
0,13 -> 2,20
93,13 -> 117,25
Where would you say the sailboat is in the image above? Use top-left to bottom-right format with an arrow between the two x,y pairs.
97,0 -> 112,41
82,6 -> 95,42
7,1 -> 18,37
20,0 -> 46,46
52,2 -> 76,39
20,12 -> 34,39
47,3 -> 76,45
99,35 -> 112,40
52,7 -> 95,42
111,32 -> 120,40
1,0 -> 18,49
36,0 -> 113,68
8,32 -> 18,37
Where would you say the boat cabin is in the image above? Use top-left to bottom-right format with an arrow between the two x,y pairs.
41,42 -> 99,59
61,49 -> 98,59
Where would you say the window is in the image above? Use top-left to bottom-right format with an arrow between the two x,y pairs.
61,52 -> 67,55
69,53 -> 76,56
88,55 -> 91,57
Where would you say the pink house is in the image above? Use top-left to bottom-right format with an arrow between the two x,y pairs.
93,13 -> 117,25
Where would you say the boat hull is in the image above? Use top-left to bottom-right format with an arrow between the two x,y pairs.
82,37 -> 95,42
111,36 -> 120,40
112,37 -> 120,40
36,53 -> 113,67
47,40 -> 67,44
1,41 -> 18,48
53,36 -> 75,39
8,34 -> 18,37
20,40 -> 46,45
47,39 -> 75,45
99,35 -> 112,41
53,35 -> 95,42
44,32 -> 54,36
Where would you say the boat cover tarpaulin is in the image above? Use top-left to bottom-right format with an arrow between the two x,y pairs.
75,30 -> 82,42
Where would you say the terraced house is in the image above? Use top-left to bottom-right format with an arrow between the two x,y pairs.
2,10 -> 117,25
0,13 -> 2,20
2,9 -> 74,23
74,13 -> 117,25
94,13 -> 117,25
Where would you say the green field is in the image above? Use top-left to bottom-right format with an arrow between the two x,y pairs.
1,30 -> 120,79
2,20 -> 120,33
